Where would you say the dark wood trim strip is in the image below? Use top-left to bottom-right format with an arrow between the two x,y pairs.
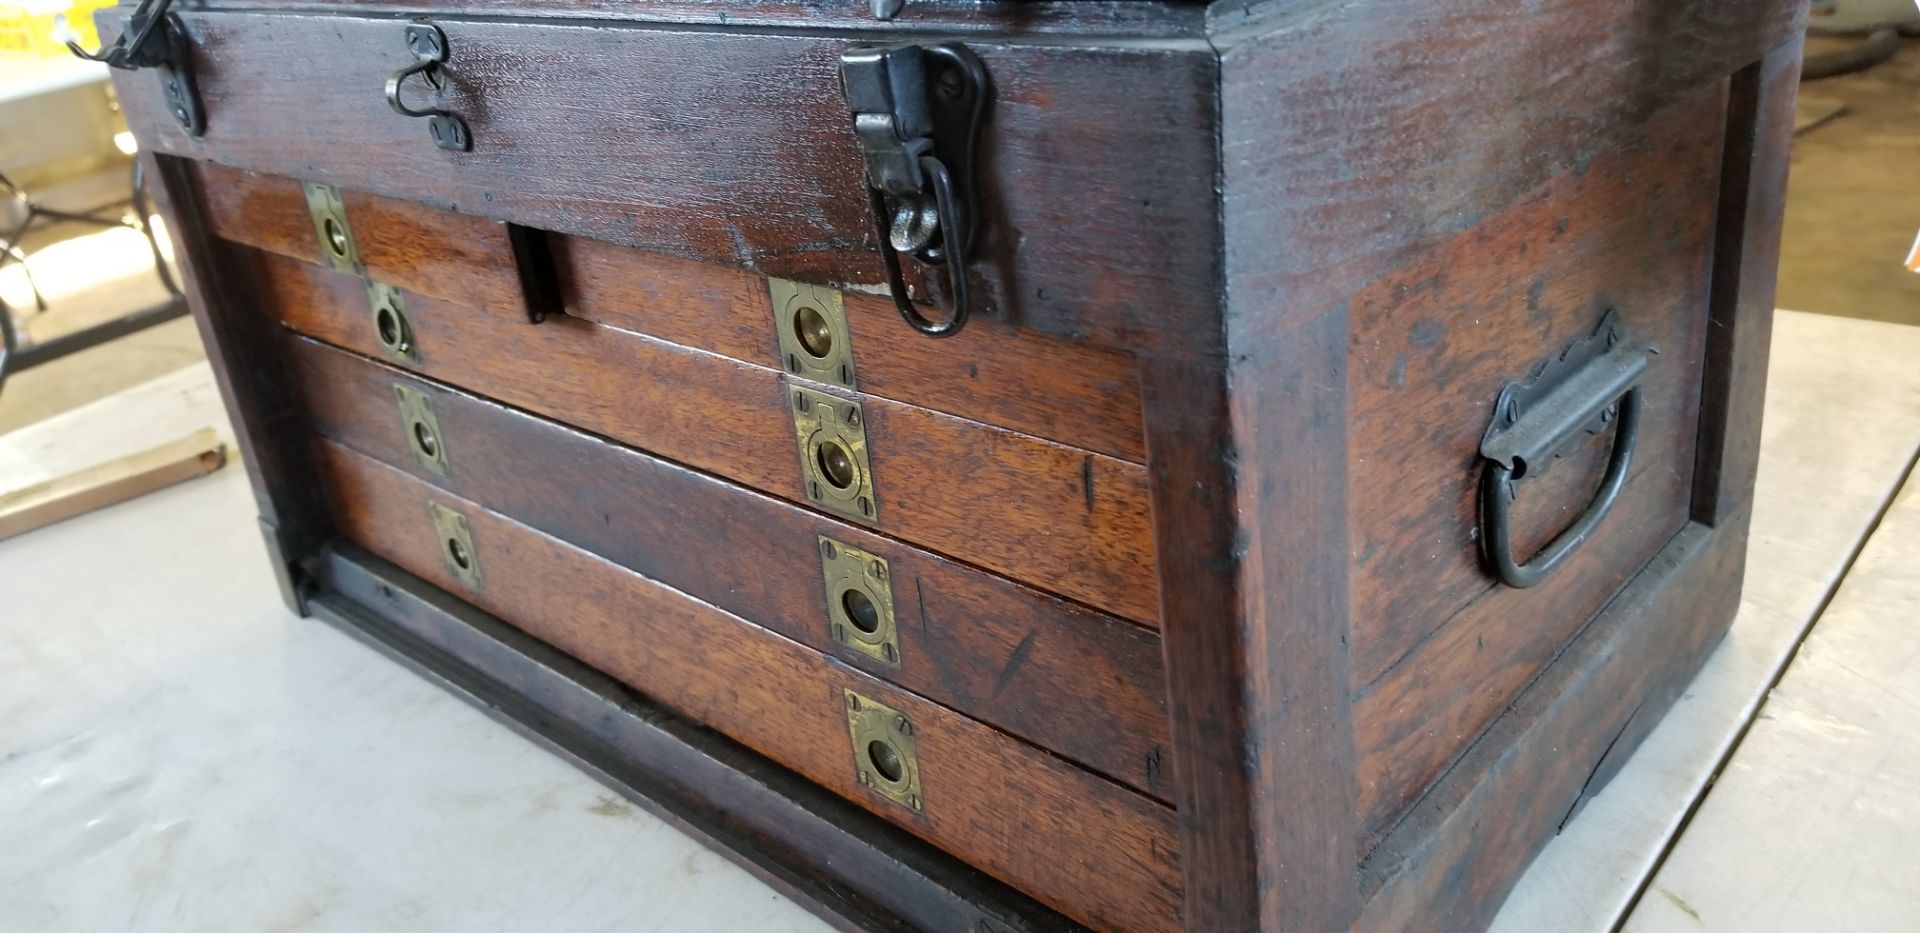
1693,33 -> 1806,525
309,543 -> 1088,933
141,152 -> 332,611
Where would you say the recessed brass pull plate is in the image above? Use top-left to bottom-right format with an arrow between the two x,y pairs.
819,536 -> 899,666
844,689 -> 922,813
428,501 -> 482,590
791,385 -> 877,523
303,182 -> 359,274
393,383 -> 449,476
770,278 -> 856,390
367,282 -> 418,363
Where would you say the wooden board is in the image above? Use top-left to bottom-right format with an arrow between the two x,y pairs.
314,439 -> 1184,931
244,247 -> 1162,626
1491,309 -> 1920,932
288,335 -> 1173,801
0,428 -> 227,541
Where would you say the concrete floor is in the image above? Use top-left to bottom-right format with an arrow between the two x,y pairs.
0,38 -> 1916,433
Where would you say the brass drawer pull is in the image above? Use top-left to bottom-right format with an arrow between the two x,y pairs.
386,24 -> 471,152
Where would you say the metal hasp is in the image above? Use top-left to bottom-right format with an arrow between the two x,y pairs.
67,2 -> 205,136
844,690 -> 923,813
386,23 -> 471,152
1477,311 -> 1654,589
840,43 -> 988,339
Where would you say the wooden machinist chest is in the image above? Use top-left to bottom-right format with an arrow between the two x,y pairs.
105,0 -> 1806,928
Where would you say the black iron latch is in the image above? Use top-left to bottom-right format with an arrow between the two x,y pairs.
840,43 -> 987,338
386,23 -> 471,152
68,2 -> 204,136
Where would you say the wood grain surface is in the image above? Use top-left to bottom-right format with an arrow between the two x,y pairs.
116,10 -> 1221,356
316,438 -> 1184,932
289,335 -> 1172,800
191,164 -> 1149,463
240,247 -> 1161,625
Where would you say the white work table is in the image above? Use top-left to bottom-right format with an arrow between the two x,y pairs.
3,309 -> 1918,931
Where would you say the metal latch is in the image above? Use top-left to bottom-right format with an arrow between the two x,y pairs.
845,690 -> 922,813
386,23 -> 470,152
68,4 -> 205,136
840,43 -> 988,339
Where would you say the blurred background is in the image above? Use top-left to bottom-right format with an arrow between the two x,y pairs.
0,0 -> 1918,432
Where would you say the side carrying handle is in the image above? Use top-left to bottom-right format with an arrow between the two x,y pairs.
1477,312 -> 1654,589
386,24 -> 470,152
840,43 -> 988,338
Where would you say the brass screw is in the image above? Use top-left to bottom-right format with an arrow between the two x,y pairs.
846,693 -> 860,710
882,643 -> 897,663
821,539 -> 837,559
894,715 -> 912,736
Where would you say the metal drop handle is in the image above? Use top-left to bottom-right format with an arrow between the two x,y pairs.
1477,312 -> 1654,589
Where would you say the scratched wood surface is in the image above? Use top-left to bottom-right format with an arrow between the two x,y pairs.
315,439 -> 1184,932
194,164 -> 1149,463
239,246 -> 1161,626
289,335 -> 1173,800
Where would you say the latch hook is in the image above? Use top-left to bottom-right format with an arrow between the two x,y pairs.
68,0 -> 203,136
386,24 -> 471,152
841,43 -> 988,339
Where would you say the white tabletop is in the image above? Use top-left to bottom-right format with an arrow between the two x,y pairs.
3,308 -> 1918,932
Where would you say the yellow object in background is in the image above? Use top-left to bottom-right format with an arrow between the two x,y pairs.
0,0 -> 115,60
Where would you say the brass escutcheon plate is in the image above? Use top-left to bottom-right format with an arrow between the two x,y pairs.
393,383 -> 449,476
303,181 -> 359,274
844,689 -> 922,813
367,281 -> 417,363
818,536 -> 899,666
791,385 -> 877,524
769,278 -> 856,390
428,501 -> 482,589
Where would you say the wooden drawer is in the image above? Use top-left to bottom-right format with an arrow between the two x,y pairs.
221,228 -> 1160,625
288,334 -> 1172,801
312,437 -> 1182,931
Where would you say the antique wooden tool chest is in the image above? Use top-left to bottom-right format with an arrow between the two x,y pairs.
100,0 -> 1805,928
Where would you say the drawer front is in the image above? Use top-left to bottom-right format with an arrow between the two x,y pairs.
289,335 -> 1172,801
314,440 -> 1182,932
197,163 -> 1150,464
234,242 -> 1160,625
116,10 -> 1220,357
1346,83 -> 1729,837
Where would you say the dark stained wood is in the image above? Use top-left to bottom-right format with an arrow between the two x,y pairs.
116,10 -> 1222,357
1358,33 -> 1802,932
190,163 -> 1149,462
1359,521 -> 1745,932
1346,83 -> 1728,690
186,0 -> 1212,38
242,247 -> 1162,625
194,162 -> 533,321
289,335 -> 1172,800
555,235 -> 1149,463
141,153 -> 332,610
122,0 -> 1804,928
313,546 -> 1090,933
1139,324 -> 1363,929
316,439 -> 1184,932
